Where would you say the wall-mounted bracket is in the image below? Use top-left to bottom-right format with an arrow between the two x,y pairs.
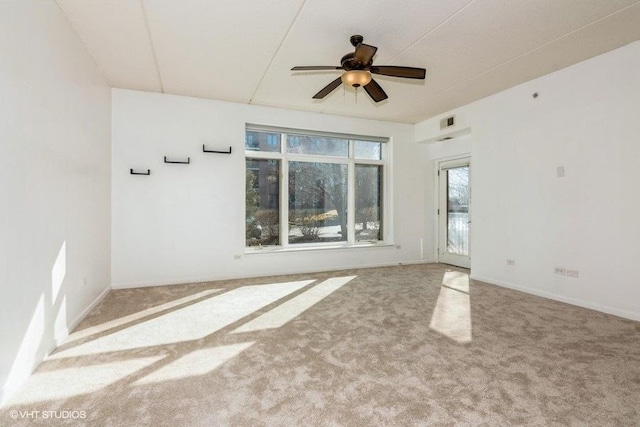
130,169 -> 151,175
164,156 -> 190,164
203,144 -> 232,154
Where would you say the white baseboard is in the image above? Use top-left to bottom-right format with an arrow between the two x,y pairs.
471,274 -> 640,322
112,259 -> 435,289
54,285 -> 111,347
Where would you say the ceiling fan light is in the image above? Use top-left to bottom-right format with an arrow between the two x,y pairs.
341,70 -> 372,88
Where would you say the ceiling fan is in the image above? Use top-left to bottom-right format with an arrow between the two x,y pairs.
291,35 -> 426,103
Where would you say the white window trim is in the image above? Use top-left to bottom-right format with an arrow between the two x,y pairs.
245,242 -> 396,255
245,126 -> 390,252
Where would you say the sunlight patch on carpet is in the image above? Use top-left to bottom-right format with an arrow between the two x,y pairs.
49,280 -> 314,359
9,356 -> 164,405
429,271 -> 472,343
231,276 -> 356,334
133,342 -> 255,386
62,289 -> 223,346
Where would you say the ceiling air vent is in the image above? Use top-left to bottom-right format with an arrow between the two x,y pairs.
436,136 -> 453,142
440,115 -> 455,130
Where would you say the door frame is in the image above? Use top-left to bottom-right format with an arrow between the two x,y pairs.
436,155 -> 471,268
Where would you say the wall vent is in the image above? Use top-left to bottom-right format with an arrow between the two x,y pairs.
440,115 -> 455,130
436,136 -> 453,142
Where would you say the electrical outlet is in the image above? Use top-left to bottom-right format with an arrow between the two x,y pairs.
396,245 -> 401,250
566,269 -> 579,278
554,267 -> 566,275
506,259 -> 515,266
234,255 -> 242,260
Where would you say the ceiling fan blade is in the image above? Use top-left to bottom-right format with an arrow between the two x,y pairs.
292,66 -> 342,71
354,43 -> 378,65
363,79 -> 388,103
312,77 -> 343,99
370,66 -> 426,79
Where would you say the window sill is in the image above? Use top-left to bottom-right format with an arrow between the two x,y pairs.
244,242 -> 396,255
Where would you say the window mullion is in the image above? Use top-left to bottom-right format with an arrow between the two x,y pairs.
286,154 -> 349,164
244,151 -> 281,160
383,161 -> 389,243
347,141 -> 355,244
353,159 -> 384,166
280,133 -> 289,247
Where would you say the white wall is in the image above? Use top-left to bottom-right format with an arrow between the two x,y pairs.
111,90 -> 429,288
0,1 -> 111,404
416,41 -> 640,321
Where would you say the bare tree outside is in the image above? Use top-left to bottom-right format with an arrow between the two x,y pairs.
245,158 -> 280,246
446,166 -> 469,254
289,162 -> 347,243
355,164 -> 382,241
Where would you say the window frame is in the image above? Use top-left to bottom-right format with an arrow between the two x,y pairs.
245,125 -> 389,251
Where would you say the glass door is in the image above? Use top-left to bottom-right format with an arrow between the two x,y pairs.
438,158 -> 470,268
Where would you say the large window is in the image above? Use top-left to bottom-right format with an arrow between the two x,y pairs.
245,127 -> 387,248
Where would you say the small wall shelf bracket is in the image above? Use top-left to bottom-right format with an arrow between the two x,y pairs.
130,169 -> 151,175
202,144 -> 232,154
164,156 -> 190,164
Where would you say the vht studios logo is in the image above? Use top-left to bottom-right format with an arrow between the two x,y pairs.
10,409 -> 86,419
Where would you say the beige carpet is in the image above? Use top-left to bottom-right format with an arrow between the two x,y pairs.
2,264 -> 640,426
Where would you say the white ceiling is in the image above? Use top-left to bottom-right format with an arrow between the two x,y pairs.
56,0 -> 640,124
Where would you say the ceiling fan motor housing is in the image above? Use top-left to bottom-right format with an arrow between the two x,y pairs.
341,53 -> 364,70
